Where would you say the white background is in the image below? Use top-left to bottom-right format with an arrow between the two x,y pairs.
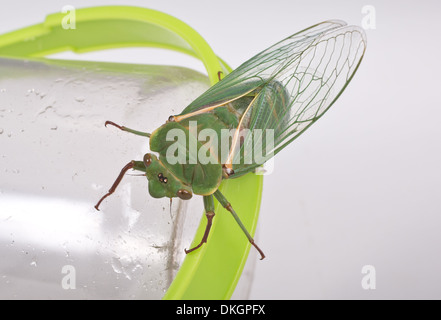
1,0 -> 440,299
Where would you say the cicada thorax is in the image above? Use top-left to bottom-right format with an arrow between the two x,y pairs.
207,80 -> 290,176
162,80 -> 291,180
149,121 -> 223,196
175,95 -> 254,176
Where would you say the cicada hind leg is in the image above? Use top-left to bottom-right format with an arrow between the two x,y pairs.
214,190 -> 265,260
184,191 -> 265,260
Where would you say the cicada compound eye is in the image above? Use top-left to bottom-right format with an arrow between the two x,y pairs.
177,189 -> 192,200
143,153 -> 152,167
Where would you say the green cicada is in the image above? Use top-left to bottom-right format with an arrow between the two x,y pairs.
95,20 -> 367,260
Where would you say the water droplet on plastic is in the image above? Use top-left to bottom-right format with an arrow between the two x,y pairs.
91,183 -> 102,191
111,258 -> 123,274
75,96 -> 85,102
30,260 -> 37,267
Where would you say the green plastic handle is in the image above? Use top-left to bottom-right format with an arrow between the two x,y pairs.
0,6 -> 230,84
0,6 -> 263,300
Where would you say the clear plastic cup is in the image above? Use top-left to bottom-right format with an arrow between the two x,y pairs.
0,56 -> 210,299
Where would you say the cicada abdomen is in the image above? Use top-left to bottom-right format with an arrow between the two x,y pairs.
230,81 -> 290,176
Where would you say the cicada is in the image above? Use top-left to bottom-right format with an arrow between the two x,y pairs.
95,21 -> 367,260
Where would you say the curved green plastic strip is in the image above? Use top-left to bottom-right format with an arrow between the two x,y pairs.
0,6 -> 263,300
164,173 -> 263,300
0,6 -> 229,84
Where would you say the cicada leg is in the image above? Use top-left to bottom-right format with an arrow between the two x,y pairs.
184,195 -> 215,254
95,160 -> 146,210
104,121 -> 151,138
213,190 -> 265,260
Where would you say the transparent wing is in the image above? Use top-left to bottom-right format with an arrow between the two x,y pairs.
266,24 -> 367,155
179,20 -> 350,114
231,23 -> 367,174
177,21 -> 367,175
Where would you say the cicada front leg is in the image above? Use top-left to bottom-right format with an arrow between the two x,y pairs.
95,160 -> 146,210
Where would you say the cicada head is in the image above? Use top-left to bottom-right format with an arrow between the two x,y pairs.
143,153 -> 193,200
